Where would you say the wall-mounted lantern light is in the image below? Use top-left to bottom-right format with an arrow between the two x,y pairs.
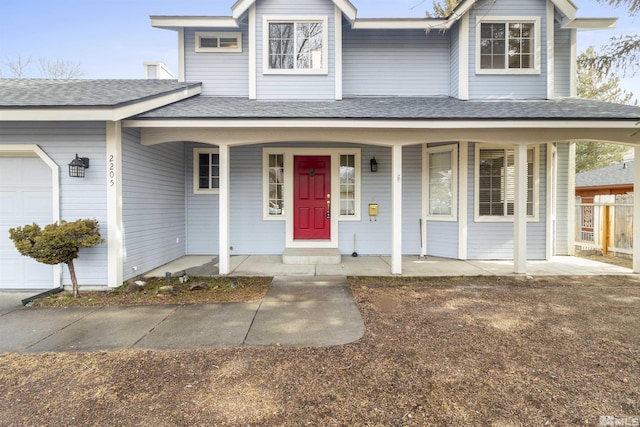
68,154 -> 90,178
370,157 -> 378,173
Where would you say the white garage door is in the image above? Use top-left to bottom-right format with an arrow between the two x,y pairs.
0,157 -> 54,290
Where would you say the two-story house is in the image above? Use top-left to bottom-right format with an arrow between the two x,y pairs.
1,0 -> 640,291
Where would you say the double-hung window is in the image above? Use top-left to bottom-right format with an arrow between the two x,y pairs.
263,17 -> 328,74
476,17 -> 540,74
475,145 -> 538,221
194,148 -> 219,194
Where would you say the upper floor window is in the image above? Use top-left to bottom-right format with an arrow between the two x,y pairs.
263,17 -> 328,75
195,32 -> 242,53
194,148 -> 219,194
476,17 -> 540,75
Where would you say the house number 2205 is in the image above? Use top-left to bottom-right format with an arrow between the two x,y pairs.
108,155 -> 116,187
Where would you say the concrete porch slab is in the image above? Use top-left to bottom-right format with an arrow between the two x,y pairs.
282,248 -> 341,265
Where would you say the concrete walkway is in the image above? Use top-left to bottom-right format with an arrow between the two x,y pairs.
0,276 -> 364,353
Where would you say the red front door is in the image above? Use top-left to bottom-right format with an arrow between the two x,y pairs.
294,156 -> 331,240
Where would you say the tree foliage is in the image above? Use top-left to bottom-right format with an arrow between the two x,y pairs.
1,55 -> 83,79
579,0 -> 639,76
575,47 -> 635,173
426,0 -> 460,17
9,219 -> 103,298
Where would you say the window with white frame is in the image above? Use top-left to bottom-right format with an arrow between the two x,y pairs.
194,148 -> 219,194
264,17 -> 328,74
268,153 -> 285,216
195,32 -> 242,52
340,154 -> 356,216
475,146 -> 538,220
476,17 -> 540,74
426,145 -> 457,220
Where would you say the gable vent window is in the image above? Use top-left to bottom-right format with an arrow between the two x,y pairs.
195,32 -> 242,53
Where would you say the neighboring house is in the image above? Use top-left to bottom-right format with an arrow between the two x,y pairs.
576,161 -> 634,203
2,0 -> 640,291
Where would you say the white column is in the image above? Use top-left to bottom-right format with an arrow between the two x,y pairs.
218,143 -> 231,275
633,148 -> 640,273
513,144 -> 528,274
392,145 -> 403,275
458,141 -> 469,259
106,121 -> 123,288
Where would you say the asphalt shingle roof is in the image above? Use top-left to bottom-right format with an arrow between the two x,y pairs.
576,161 -> 635,188
0,79 -> 200,108
135,96 -> 640,120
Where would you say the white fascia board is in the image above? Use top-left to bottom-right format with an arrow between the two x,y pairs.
352,18 -> 446,30
334,0 -> 357,21
151,16 -> 239,30
123,118 -> 640,130
1,85 -> 201,122
233,0 -> 356,21
551,0 -> 577,21
562,18 -> 617,30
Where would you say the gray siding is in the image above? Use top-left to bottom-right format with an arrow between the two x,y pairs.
255,0 -> 336,100
122,131 -> 186,280
468,0 -> 548,99
427,222 -> 459,258
342,28 -> 450,96
402,145 -> 422,254
0,122 -> 108,286
186,143 -> 219,254
555,142 -> 570,255
467,142 -> 547,259
184,25 -> 249,97
554,21 -> 572,98
449,21 -> 460,98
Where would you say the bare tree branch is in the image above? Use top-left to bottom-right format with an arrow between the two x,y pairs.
37,58 -> 83,79
5,55 -> 33,78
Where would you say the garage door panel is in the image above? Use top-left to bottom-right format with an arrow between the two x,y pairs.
0,157 -> 53,290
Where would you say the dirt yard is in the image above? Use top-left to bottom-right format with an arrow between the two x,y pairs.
1,275 -> 639,426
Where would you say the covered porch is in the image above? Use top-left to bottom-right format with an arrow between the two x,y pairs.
147,254 -> 632,278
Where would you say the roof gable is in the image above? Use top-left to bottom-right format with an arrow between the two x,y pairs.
231,0 -> 357,21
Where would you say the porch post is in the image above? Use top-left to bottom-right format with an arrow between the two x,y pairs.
218,143 -> 230,275
392,144 -> 403,275
634,148 -> 640,273
106,121 -> 123,288
513,144 -> 528,274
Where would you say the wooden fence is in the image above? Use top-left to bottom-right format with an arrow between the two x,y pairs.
575,194 -> 634,255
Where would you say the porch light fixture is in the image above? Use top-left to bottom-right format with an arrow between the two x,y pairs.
370,157 -> 378,172
68,154 -> 90,178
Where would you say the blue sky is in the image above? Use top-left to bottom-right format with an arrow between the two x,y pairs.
0,0 -> 637,97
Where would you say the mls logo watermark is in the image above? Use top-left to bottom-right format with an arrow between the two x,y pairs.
599,416 -> 640,427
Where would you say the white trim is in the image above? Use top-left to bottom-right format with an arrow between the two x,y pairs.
545,143 -> 556,259
513,143 -> 528,273
249,4 -> 257,100
106,121 -> 123,288
151,16 -> 239,29
551,0 -> 576,21
335,6 -> 343,101
425,144 -> 458,221
547,1 -> 555,99
333,0 -> 357,21
218,143 -> 230,275
563,18 -> 617,30
569,29 -> 577,97
567,142 -> 576,255
458,141 -> 469,259
193,147 -> 220,194
352,19 -> 446,30
475,16 -> 542,75
232,0 -> 357,21
178,28 -> 185,82
474,143 -> 540,223
633,147 -> 640,272
194,32 -> 242,53
391,145 -> 403,274
262,16 -> 329,75
0,144 -> 61,288
262,147 -> 361,247
144,62 -> 175,80
458,14 -> 469,100
421,144 -> 428,257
